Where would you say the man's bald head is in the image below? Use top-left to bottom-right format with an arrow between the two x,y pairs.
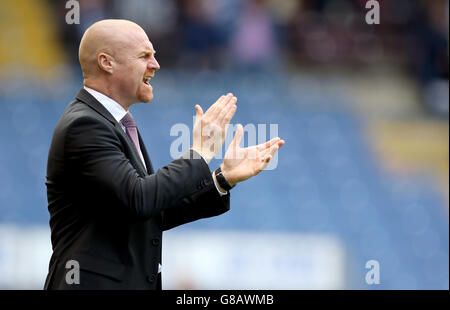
79,19 -> 146,79
78,19 -> 160,109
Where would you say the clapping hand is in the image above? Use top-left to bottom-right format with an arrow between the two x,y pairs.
191,93 -> 237,163
220,124 -> 285,186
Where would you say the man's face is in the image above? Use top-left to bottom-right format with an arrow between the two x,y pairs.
113,29 -> 160,105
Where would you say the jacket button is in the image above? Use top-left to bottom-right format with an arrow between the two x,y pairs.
152,238 -> 160,246
147,274 -> 156,283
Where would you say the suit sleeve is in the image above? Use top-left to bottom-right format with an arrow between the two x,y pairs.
161,175 -> 230,231
65,116 -> 230,220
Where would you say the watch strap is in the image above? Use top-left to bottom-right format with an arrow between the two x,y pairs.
214,167 -> 234,191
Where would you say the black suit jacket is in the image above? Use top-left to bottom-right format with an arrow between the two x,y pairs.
44,88 -> 230,290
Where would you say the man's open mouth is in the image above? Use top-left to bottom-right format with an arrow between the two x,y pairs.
143,76 -> 152,85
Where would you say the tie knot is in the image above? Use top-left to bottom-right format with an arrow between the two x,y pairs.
121,112 -> 136,128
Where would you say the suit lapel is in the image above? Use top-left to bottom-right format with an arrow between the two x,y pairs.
76,88 -> 149,176
137,129 -> 154,174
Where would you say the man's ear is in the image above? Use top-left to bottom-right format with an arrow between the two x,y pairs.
98,53 -> 114,74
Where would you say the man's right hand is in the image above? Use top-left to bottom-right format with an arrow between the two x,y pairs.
219,124 -> 285,186
191,93 -> 237,163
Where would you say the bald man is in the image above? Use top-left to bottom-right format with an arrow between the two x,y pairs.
44,19 -> 284,290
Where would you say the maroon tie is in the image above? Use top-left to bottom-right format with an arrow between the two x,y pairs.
120,112 -> 145,165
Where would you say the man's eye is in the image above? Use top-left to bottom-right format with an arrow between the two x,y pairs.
140,54 -> 154,59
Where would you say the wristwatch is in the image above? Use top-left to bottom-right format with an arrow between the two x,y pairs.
214,167 -> 235,191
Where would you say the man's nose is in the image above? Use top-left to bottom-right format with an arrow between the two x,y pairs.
149,57 -> 160,71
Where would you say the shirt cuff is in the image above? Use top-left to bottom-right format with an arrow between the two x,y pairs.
198,155 -> 228,196
193,151 -> 227,196
211,171 -> 228,196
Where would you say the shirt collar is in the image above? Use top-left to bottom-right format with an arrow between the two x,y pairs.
83,86 -> 128,124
